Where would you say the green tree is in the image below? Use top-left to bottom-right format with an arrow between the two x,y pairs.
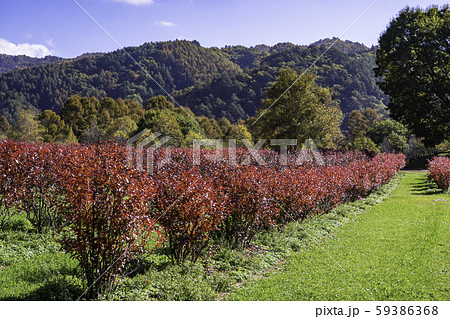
251,69 -> 343,148
38,110 -> 69,143
60,95 -> 99,137
145,95 -> 175,111
80,121 -> 104,144
105,116 -> 137,140
367,119 -> 409,144
347,110 -> 369,141
60,95 -> 85,137
115,98 -> 129,117
81,97 -> 100,127
125,99 -> 145,123
367,119 -> 410,153
218,117 -> 232,136
198,117 -> 224,139
152,110 -> 184,147
171,108 -> 204,136
375,5 -> 449,146
0,115 -> 11,139
65,127 -> 78,144
380,132 -> 409,153
100,97 -> 121,119
348,136 -> 379,153
225,122 -> 253,147
11,110 -> 43,142
363,108 -> 381,127
184,130 -> 205,148
98,108 -> 112,132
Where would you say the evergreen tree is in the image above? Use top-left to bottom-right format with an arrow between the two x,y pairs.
38,110 -> 68,143
218,117 -> 232,136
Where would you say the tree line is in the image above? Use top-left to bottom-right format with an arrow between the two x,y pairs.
0,69 -> 416,157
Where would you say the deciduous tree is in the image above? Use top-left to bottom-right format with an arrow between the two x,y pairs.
251,69 -> 343,148
375,5 -> 450,146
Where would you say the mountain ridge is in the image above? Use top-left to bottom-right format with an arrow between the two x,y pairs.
0,38 -> 386,124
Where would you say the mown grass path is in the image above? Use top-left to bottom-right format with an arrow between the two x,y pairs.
228,172 -> 449,300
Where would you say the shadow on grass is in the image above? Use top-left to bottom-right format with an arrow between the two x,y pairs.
0,276 -> 84,301
410,179 -> 445,196
122,248 -> 173,279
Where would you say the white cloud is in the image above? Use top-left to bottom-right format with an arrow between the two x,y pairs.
0,38 -> 53,58
156,20 -> 177,27
111,0 -> 154,5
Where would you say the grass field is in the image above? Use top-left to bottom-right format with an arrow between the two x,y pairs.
0,218 -> 83,300
228,171 -> 450,300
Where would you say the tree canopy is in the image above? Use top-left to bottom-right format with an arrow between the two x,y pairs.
250,68 -> 344,148
375,5 -> 449,146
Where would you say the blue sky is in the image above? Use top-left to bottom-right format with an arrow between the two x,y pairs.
0,0 -> 448,58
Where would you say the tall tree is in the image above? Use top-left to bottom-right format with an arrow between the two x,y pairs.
198,117 -> 224,139
38,110 -> 70,143
218,117 -> 232,136
11,110 -> 43,142
363,108 -> 381,127
145,95 -> 175,111
0,115 -> 11,139
375,5 -> 449,146
152,110 -> 184,147
125,99 -> 145,123
225,122 -> 253,147
60,95 -> 99,137
251,69 -> 343,148
347,110 -> 369,141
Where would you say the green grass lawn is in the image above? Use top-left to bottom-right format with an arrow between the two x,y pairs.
228,171 -> 450,300
0,216 -> 83,300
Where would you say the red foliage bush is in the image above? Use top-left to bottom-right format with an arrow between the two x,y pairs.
0,141 -> 65,231
214,165 -> 280,247
141,147 -> 405,250
428,157 -> 450,191
0,140 -> 23,227
55,143 -> 159,299
151,167 -> 227,263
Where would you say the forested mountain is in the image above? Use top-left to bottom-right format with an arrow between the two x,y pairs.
0,40 -> 239,122
176,40 -> 387,122
0,39 -> 388,126
0,52 -> 107,74
0,54 -> 64,73
312,37 -> 374,54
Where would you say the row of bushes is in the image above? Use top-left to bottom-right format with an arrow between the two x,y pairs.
0,140 -> 405,298
428,157 -> 450,191
149,149 -> 405,255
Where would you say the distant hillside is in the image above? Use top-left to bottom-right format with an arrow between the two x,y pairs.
312,37 -> 374,54
0,40 -> 239,121
0,54 -> 64,73
0,39 -> 387,125
176,40 -> 387,122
